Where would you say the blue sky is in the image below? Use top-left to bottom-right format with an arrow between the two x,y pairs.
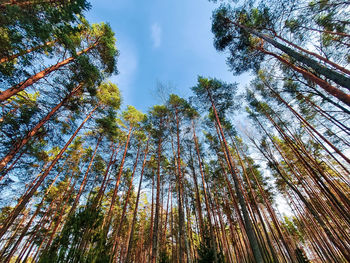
87,0 -> 250,112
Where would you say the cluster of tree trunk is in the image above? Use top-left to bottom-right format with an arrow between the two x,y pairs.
0,0 -> 349,262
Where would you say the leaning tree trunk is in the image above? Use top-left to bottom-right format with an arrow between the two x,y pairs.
0,43 -> 97,102
237,23 -> 350,90
152,135 -> 162,263
111,144 -> 141,261
274,34 -> 350,76
104,126 -> 133,233
258,47 -> 350,107
125,139 -> 149,263
0,40 -> 56,64
263,81 -> 350,165
2,168 -> 63,262
0,83 -> 83,172
0,103 -> 99,239
255,136 -> 350,261
206,88 -> 264,263
68,134 -> 102,217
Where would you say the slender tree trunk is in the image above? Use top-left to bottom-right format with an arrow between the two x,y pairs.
111,144 -> 141,262
188,142 -> 204,238
69,134 -> 102,216
13,160 -> 69,263
0,40 -> 56,64
213,193 -> 235,263
255,138 -> 350,261
0,43 -> 97,102
206,88 -> 263,263
90,142 -> 119,210
42,174 -> 78,253
2,167 -> 62,262
258,46 -> 350,106
0,103 -> 99,239
0,83 -> 83,172
149,171 -> 155,262
299,92 -> 350,134
125,139 -> 149,263
192,122 -> 218,263
161,184 -> 171,253
263,79 -> 350,165
265,110 -> 350,222
105,126 -> 133,231
152,134 -> 162,263
0,151 -> 24,179
0,209 -> 29,260
297,25 -> 350,37
274,34 -> 350,76
231,139 -> 288,262
237,23 -> 350,90
173,108 -> 187,263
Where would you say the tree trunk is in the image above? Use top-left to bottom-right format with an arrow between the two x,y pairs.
192,122 -> 218,263
188,141 -> 204,238
3,167 -> 62,262
104,126 -> 133,233
0,103 -> 99,239
238,23 -> 350,90
0,43 -> 97,102
151,135 -> 162,263
0,40 -> 56,64
258,47 -> 350,107
111,144 -> 141,261
125,139 -> 149,263
206,88 -> 263,263
0,83 -> 83,172
69,134 -> 102,216
275,34 -> 350,76
262,70 -> 350,165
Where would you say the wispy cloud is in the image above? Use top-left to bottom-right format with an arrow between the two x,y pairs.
151,23 -> 162,48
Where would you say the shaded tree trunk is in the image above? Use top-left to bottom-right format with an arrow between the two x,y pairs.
0,83 -> 83,172
0,103 -> 99,239
125,139 -> 149,262
206,88 -> 264,263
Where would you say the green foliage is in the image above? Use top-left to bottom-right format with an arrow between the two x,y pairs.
192,76 -> 238,120
159,250 -> 171,263
211,5 -> 266,74
148,104 -> 169,141
96,81 -> 121,109
0,0 -> 91,76
122,105 -> 146,128
95,109 -> 120,141
39,205 -> 105,263
0,1 -> 349,263
92,23 -> 119,74
283,216 -> 305,243
197,226 -> 224,263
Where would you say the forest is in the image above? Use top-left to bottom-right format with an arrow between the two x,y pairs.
0,0 -> 349,262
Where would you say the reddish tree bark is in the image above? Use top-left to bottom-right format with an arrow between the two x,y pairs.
0,43 -> 97,102
0,83 -> 83,172
0,104 -> 99,239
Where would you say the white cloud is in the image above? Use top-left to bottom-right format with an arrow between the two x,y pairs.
151,23 -> 162,48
